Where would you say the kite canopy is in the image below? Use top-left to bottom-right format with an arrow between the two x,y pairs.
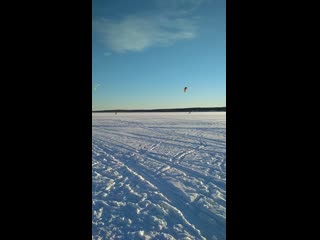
184,87 -> 188,93
93,83 -> 100,91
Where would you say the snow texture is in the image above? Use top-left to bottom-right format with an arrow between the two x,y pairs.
92,112 -> 226,240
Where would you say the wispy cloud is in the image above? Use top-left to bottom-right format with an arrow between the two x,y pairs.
92,0 -> 209,53
155,0 -> 205,14
93,14 -> 198,53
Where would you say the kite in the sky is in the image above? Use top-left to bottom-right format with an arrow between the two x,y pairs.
184,87 -> 188,93
93,83 -> 100,92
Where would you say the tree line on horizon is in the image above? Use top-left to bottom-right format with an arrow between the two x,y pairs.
92,107 -> 226,113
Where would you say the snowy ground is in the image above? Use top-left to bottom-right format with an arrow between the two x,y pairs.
92,112 -> 226,240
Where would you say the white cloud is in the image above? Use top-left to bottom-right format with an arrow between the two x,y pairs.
156,0 -> 203,11
93,14 -> 198,53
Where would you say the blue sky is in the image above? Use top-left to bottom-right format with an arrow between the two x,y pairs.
93,0 -> 225,110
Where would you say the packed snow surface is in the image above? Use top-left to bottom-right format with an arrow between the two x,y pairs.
92,112 -> 226,240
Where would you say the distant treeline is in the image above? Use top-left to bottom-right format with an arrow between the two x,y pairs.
93,107 -> 226,113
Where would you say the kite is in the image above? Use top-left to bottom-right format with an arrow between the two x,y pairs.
93,84 -> 100,92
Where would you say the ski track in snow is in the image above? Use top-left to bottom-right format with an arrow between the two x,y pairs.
92,112 -> 226,240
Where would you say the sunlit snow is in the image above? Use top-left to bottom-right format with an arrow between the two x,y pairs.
92,112 -> 226,240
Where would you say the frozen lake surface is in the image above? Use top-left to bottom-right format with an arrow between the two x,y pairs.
92,112 -> 226,240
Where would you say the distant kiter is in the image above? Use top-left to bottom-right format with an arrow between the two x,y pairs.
184,87 -> 188,93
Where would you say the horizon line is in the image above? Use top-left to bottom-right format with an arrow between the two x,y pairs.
92,106 -> 226,112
